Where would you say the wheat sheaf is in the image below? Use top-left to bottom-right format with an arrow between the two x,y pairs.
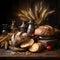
18,1 -> 55,25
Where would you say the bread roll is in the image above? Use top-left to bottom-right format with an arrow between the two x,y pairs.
29,43 -> 42,52
20,39 -> 34,48
34,25 -> 55,36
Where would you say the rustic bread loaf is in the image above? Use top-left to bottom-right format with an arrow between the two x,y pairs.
34,25 -> 55,36
11,32 -> 30,46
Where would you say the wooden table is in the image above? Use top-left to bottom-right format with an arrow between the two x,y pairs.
0,35 -> 60,59
0,48 -> 60,60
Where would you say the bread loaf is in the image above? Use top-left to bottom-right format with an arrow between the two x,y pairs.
34,25 -> 55,36
11,32 -> 30,46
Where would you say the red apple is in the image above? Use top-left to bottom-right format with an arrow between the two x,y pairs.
47,45 -> 52,51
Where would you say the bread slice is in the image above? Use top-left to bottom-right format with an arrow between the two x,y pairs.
20,39 -> 34,48
29,43 -> 42,52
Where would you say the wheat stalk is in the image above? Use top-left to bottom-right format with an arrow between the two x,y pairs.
34,3 -> 39,19
18,1 -> 55,24
44,10 -> 55,18
28,8 -> 35,20
39,1 -> 43,13
20,10 -> 31,20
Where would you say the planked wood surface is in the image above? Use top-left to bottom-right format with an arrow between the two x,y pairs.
0,48 -> 60,57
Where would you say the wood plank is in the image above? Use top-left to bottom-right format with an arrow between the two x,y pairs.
0,49 -> 60,57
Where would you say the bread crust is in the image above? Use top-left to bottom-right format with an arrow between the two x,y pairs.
34,25 -> 55,36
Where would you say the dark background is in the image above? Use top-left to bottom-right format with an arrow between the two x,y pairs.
0,0 -> 60,34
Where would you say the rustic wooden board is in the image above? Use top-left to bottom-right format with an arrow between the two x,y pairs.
0,48 -> 60,57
